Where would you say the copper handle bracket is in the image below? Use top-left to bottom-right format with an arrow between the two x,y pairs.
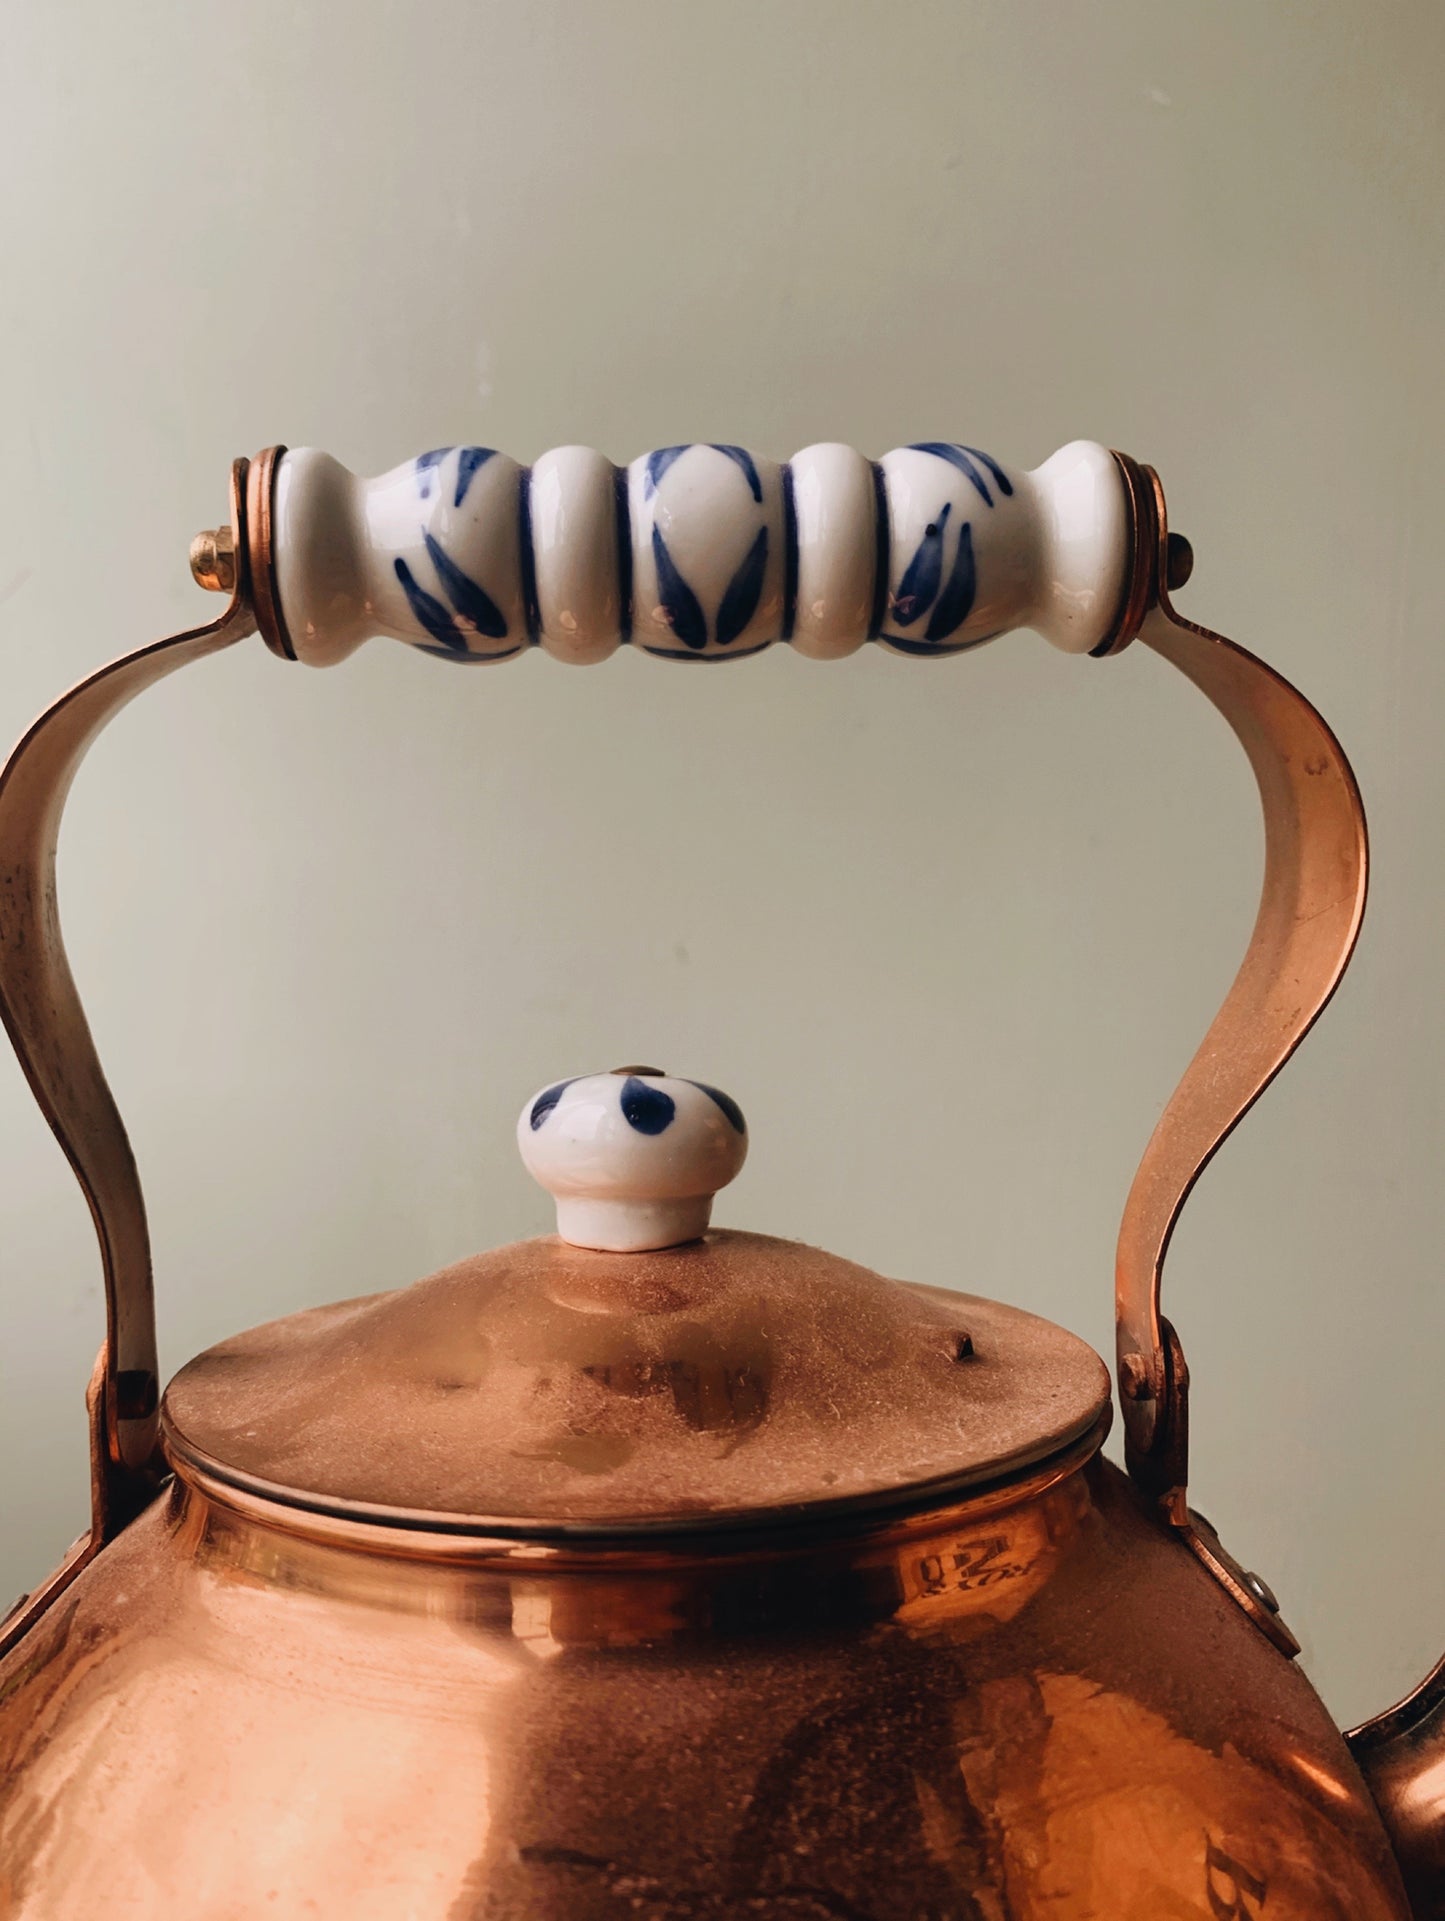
1109,456 -> 1368,1658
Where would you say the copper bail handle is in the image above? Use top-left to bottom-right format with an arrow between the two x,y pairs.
0,443 -> 1365,1671
0,460 -> 258,1657
1110,465 -> 1367,1656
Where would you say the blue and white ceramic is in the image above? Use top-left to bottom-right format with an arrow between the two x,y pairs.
271,439 -> 1129,667
517,1069 -> 748,1252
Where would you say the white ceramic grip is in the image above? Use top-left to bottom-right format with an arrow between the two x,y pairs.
270,439 -> 1130,669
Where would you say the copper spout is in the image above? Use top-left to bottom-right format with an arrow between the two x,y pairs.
1350,1658 -> 1445,1914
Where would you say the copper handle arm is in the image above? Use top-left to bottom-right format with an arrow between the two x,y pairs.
0,461 -> 258,1655
1112,466 -> 1368,1656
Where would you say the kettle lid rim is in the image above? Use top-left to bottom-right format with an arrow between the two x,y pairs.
162,1229 -> 1111,1535
164,1388 -> 1112,1545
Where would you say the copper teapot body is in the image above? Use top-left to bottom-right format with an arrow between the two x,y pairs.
0,1436 -> 1408,1917
0,438 -> 1440,1917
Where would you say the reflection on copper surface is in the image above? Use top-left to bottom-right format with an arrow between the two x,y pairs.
0,1452 -> 1413,1917
1280,1746 -> 1364,1807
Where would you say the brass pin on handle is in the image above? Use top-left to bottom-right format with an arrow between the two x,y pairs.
189,526 -> 236,594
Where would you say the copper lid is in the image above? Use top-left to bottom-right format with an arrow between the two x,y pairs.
162,1073 -> 1110,1534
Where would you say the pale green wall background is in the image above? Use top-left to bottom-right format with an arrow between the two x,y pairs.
1,1 -> 1441,1732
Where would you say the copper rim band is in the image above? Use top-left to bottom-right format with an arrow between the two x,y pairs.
246,444 -> 295,661
1092,450 -> 1159,658
166,1409 -> 1113,1565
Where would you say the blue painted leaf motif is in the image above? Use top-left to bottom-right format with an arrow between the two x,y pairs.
394,558 -> 468,653
894,502 -> 951,626
415,448 -> 450,501
908,443 -> 994,507
645,445 -> 691,499
924,520 -> 976,642
621,1077 -> 675,1135
454,446 -> 495,508
709,444 -> 763,502
715,527 -> 768,647
651,526 -> 709,650
529,1079 -> 577,1129
423,531 -> 508,639
688,1081 -> 746,1134
961,444 -> 1014,497
907,444 -> 1013,505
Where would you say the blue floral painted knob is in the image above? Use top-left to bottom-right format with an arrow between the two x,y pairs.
518,1068 -> 748,1252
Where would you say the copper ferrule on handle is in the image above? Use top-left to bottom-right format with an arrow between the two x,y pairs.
247,443 -> 293,660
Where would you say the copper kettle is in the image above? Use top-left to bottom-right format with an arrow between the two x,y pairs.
0,438 -> 1439,1918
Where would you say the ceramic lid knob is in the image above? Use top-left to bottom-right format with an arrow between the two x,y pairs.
518,1068 -> 748,1252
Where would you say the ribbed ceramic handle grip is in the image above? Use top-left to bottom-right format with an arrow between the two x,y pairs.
269,440 -> 1131,667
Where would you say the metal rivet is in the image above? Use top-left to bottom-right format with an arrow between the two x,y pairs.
1119,1353 -> 1154,1402
1242,1569 -> 1281,1614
